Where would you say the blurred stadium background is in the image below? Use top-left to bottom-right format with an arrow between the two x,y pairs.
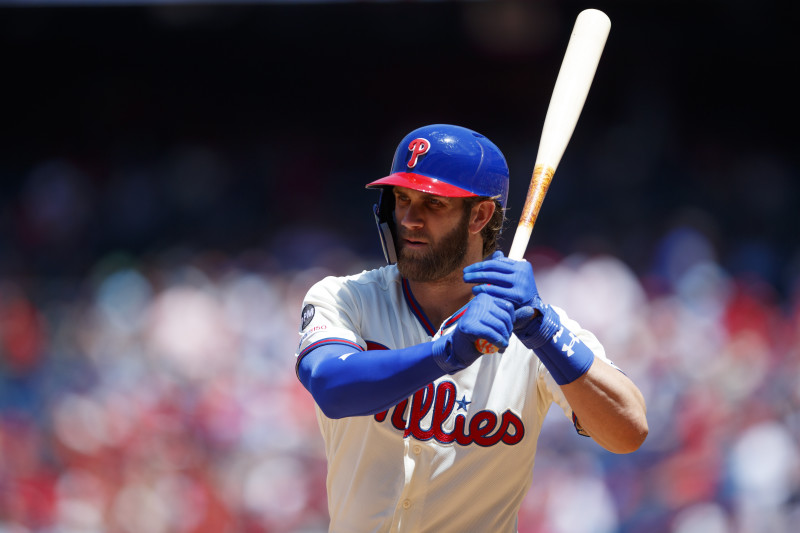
1,1 -> 799,532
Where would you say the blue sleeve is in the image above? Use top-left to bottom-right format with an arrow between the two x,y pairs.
296,341 -> 447,419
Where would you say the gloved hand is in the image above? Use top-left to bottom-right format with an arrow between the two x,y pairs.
431,292 -> 514,374
462,250 -> 544,331
463,251 -> 595,385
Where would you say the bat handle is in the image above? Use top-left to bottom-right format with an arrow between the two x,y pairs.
508,226 -> 533,261
474,338 -> 500,355
508,164 -> 555,260
474,164 -> 555,354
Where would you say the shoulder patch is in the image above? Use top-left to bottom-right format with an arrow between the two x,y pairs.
301,304 -> 315,330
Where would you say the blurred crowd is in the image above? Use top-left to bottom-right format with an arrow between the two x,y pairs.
1,216 -> 799,533
2,1 -> 799,532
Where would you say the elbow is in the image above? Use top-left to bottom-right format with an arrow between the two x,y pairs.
318,405 -> 347,420
613,385 -> 649,454
625,399 -> 650,453
297,350 -> 356,419
613,418 -> 649,454
589,410 -> 648,454
636,417 -> 650,449
315,390 -> 348,419
298,358 -> 341,419
304,371 -> 350,420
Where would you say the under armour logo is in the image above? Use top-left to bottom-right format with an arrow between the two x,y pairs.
407,138 -> 430,168
561,331 -> 582,357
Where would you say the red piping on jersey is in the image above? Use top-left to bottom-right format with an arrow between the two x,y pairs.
298,338 -> 362,359
442,306 -> 468,330
366,340 -> 389,351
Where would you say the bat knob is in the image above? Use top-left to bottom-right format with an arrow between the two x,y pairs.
474,338 -> 500,354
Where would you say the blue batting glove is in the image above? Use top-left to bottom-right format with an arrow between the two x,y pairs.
463,251 -> 544,330
432,293 -> 514,374
464,252 -> 595,385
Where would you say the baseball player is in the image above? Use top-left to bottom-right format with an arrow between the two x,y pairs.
295,124 -> 647,532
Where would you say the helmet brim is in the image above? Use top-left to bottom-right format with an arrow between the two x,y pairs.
365,172 -> 477,198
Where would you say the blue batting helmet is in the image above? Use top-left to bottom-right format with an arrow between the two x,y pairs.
366,124 -> 510,264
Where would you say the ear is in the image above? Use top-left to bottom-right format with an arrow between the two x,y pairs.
468,200 -> 496,235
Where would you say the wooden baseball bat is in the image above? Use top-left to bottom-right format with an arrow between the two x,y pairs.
475,9 -> 611,355
508,8 -> 611,260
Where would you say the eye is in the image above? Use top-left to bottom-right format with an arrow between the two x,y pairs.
428,197 -> 445,207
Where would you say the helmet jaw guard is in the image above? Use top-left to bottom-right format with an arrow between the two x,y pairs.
367,124 -> 510,264
372,189 -> 398,264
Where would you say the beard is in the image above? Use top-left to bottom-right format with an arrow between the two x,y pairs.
396,211 -> 470,282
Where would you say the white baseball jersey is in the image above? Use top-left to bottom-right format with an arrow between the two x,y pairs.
295,264 -> 611,533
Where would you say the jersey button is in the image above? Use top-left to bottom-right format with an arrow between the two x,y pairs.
413,445 -> 421,455
402,499 -> 411,509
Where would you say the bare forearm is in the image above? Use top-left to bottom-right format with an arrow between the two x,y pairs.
561,358 -> 648,454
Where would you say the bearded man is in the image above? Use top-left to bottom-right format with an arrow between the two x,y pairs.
294,124 -> 648,533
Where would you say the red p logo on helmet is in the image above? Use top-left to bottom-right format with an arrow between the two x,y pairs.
407,138 -> 430,168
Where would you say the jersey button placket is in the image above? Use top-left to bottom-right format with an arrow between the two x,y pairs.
392,439 -> 428,532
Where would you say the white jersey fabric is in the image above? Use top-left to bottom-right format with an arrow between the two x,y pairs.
295,265 -> 611,533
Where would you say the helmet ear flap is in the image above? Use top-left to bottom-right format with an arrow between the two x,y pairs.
373,188 -> 398,264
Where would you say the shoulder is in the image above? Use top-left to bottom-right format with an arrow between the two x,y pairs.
307,265 -> 401,300
345,264 -> 401,288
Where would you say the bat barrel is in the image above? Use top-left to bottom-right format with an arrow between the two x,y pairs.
477,9 -> 610,354
507,9 -> 610,261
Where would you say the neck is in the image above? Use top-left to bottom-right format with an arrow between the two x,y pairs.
404,247 -> 485,329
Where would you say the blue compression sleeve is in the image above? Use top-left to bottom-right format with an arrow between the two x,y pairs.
297,339 -> 452,419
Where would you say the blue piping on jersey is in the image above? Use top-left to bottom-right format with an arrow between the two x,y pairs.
401,277 -> 472,336
401,278 -> 436,335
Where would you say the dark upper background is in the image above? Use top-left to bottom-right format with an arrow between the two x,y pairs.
2,0 -> 798,303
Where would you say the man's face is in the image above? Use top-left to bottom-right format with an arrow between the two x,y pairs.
393,187 -> 471,282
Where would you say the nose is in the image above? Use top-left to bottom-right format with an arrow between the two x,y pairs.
398,201 -> 424,230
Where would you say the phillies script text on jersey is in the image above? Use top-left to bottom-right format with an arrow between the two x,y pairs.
374,380 -> 525,446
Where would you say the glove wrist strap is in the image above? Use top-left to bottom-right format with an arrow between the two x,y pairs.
431,335 -> 467,374
515,304 -> 559,348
